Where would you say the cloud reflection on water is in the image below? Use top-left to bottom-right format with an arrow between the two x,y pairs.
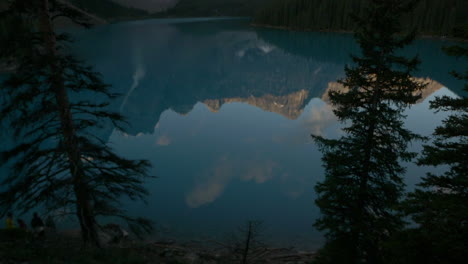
186,157 -> 278,208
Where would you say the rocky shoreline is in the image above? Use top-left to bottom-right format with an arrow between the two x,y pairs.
134,240 -> 316,264
0,61 -> 15,74
0,228 -> 316,264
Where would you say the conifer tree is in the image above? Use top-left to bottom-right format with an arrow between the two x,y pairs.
401,40 -> 467,264
0,0 -> 152,247
312,0 -> 425,263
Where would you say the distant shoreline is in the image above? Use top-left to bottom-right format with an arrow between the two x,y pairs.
0,62 -> 15,74
113,16 -> 467,42
251,23 -> 467,42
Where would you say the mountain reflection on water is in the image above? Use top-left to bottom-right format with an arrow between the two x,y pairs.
67,18 -> 466,248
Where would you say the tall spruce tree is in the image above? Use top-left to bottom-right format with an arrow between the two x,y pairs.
400,41 -> 467,264
312,0 -> 425,263
0,0 -> 152,247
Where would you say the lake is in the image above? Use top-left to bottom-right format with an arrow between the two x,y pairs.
2,18 -> 465,249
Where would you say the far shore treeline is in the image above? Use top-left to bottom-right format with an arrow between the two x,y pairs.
2,0 -> 468,39
254,0 -> 468,37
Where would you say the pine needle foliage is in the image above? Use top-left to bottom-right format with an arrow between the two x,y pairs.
400,40 -> 467,264
0,0 -> 153,247
311,0 -> 426,263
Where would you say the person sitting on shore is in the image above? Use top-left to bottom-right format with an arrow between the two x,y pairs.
17,219 -> 27,230
45,215 -> 56,232
6,212 -> 15,229
31,212 -> 45,237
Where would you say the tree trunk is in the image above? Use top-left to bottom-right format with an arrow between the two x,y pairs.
351,86 -> 381,263
38,0 -> 100,248
242,222 -> 252,264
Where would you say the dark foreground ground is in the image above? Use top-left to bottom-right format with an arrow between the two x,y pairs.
0,229 -> 315,264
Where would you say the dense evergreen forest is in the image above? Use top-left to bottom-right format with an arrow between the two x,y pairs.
70,0 -> 149,20
158,0 -> 269,17
254,0 -> 468,36
0,11 -> 31,65
0,0 -> 148,55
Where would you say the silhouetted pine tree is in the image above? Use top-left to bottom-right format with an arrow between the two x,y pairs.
0,0 -> 152,247
312,0 -> 425,263
400,41 -> 467,264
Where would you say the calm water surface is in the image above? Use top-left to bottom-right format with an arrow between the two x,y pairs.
3,18 -> 465,249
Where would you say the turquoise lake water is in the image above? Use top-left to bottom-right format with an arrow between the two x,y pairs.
1,18 -> 465,249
